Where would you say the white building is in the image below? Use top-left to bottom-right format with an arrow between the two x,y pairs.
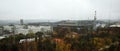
100,24 -> 106,28
14,25 -> 24,29
0,36 -> 5,40
19,38 -> 35,43
15,29 -> 29,35
110,24 -> 120,27
40,26 -> 53,32
3,25 -> 13,32
28,25 -> 53,33
28,26 -> 41,33
3,25 -> 53,35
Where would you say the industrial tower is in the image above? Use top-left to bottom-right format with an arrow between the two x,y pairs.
93,11 -> 97,30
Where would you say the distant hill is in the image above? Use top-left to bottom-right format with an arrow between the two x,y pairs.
0,19 -> 59,25
0,19 -> 119,25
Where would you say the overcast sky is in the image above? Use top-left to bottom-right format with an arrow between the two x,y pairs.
0,0 -> 120,20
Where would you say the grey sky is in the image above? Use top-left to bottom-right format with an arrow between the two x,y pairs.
0,0 -> 120,20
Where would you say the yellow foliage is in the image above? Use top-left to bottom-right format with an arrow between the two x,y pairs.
55,41 -> 71,51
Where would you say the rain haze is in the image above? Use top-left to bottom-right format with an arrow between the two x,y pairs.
0,0 -> 120,20
0,0 -> 120,51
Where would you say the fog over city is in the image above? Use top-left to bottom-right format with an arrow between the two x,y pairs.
0,0 -> 120,20
1,0 -> 120,51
